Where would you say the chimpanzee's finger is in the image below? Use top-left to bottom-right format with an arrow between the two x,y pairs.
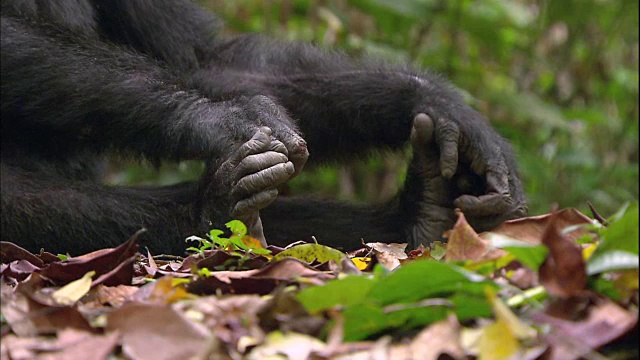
231,189 -> 279,218
467,143 -> 511,196
411,113 -> 435,147
235,151 -> 289,179
485,167 -> 511,199
231,127 -> 273,164
407,201 -> 458,248
287,137 -> 309,178
453,192 -> 512,217
460,202 -> 528,233
268,139 -> 289,156
271,128 -> 308,178
409,113 -> 441,179
456,141 -> 513,216
434,117 -> 460,179
232,161 -> 294,198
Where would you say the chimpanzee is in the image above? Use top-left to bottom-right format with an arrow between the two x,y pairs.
0,0 -> 527,255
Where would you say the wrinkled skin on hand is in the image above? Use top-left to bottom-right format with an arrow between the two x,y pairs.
403,113 -> 527,248
198,127 -> 295,246
241,96 -> 309,178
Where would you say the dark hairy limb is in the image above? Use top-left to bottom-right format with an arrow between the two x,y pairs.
1,17 -> 304,166
0,162 -> 200,255
1,127 -> 294,255
1,0 -> 526,254
262,197 -> 403,250
193,35 -> 527,229
263,115 -> 524,250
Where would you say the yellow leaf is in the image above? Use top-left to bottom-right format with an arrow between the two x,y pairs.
350,257 -> 371,271
475,288 -> 538,360
489,290 -> 537,340
52,270 -> 95,306
478,318 -> 519,360
150,276 -> 191,303
272,243 -> 346,263
613,269 -> 639,299
582,242 -> 598,260
615,270 -> 639,290
241,235 -> 264,249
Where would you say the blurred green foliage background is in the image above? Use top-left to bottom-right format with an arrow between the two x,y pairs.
106,0 -> 638,217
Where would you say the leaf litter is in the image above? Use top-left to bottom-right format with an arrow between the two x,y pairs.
0,204 -> 638,360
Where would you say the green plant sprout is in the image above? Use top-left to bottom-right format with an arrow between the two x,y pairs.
185,220 -> 271,257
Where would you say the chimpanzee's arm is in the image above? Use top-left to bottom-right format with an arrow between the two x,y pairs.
193,35 -> 526,220
1,127 -> 293,255
0,17 -> 297,164
1,162 -> 200,255
263,114 -> 524,250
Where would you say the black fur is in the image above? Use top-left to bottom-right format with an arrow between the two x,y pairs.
1,0 -> 526,255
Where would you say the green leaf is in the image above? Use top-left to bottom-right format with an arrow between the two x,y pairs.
296,275 -> 376,313
340,286 -> 491,341
597,203 -> 639,255
588,203 -> 639,275
430,243 -> 447,260
590,277 -> 623,300
450,292 -> 493,321
368,260 -> 496,306
385,302 -> 451,329
587,250 -> 639,275
341,300 -> 451,342
207,229 -> 227,246
226,220 -> 248,237
341,304 -> 389,341
298,262 -> 495,341
250,248 -> 271,256
486,233 -> 549,271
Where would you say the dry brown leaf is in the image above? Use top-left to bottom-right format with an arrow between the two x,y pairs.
484,208 -> 593,245
254,257 -> 331,281
1,329 -> 119,360
83,284 -> 139,307
365,242 -> 407,270
41,231 -> 139,284
365,243 -> 408,259
445,210 -> 505,262
175,294 -> 267,352
1,260 -> 42,282
247,331 -> 326,360
195,250 -> 268,272
1,274 -> 92,336
147,276 -> 192,304
106,302 -> 210,360
402,315 -> 464,360
533,299 -> 638,360
187,258 -> 333,296
0,241 -> 45,267
539,211 -> 587,298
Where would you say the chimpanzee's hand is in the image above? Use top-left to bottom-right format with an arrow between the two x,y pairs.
243,95 -> 309,178
198,127 -> 294,246
414,94 -> 528,217
403,113 -> 527,248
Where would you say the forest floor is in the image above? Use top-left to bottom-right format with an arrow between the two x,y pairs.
1,204 -> 638,360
